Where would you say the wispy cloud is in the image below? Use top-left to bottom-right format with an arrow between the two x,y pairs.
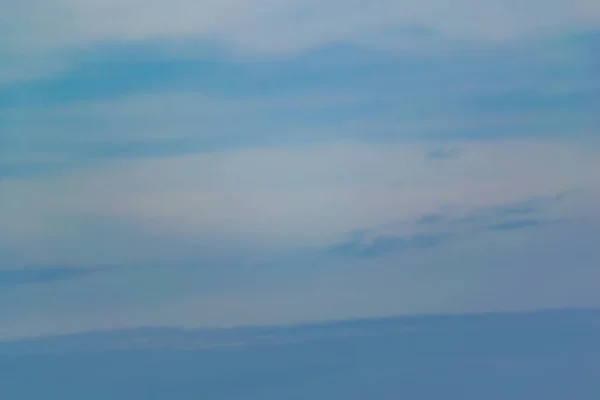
323,189 -> 583,258
4,0 -> 599,64
1,141 -> 596,264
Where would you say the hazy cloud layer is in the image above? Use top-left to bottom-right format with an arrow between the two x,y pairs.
0,0 -> 598,338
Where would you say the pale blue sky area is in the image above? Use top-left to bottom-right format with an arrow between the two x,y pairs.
0,0 -> 599,339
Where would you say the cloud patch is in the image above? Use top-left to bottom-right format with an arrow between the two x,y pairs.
326,189 -> 588,259
0,140 -> 597,268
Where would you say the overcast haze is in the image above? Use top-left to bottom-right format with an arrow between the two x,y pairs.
1,0 -> 599,340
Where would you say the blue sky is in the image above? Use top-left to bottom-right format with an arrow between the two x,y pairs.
1,309 -> 599,399
1,0 -> 599,339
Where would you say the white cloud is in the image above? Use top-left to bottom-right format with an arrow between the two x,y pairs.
2,0 -> 599,81
24,0 -> 600,49
1,138 -> 598,267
